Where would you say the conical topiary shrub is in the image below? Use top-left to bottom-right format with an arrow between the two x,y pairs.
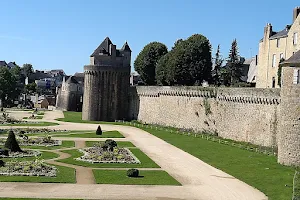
4,130 -> 22,152
96,125 -> 102,135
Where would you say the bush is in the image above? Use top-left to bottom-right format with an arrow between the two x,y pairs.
4,130 -> 22,152
105,139 -> 117,148
0,107 -> 3,112
0,160 -> 5,167
0,149 -> 8,156
127,169 -> 139,177
96,125 -> 102,135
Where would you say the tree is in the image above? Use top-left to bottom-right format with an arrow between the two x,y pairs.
4,130 -> 22,152
156,34 -> 212,86
22,64 -> 33,77
212,45 -> 223,86
134,42 -> 168,85
226,39 -> 242,85
96,125 -> 102,135
25,82 -> 37,94
0,67 -> 17,106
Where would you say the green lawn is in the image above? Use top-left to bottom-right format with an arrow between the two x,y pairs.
1,151 -> 59,162
53,131 -> 124,138
85,141 -> 135,148
21,140 -> 75,150
138,127 -> 295,200
57,148 -> 159,168
93,170 -> 180,185
0,122 -> 58,127
0,164 -> 76,183
0,199 -> 80,200
56,111 -> 125,125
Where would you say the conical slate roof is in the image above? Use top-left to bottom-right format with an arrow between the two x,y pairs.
91,37 -> 113,57
121,41 -> 131,52
65,76 -> 79,84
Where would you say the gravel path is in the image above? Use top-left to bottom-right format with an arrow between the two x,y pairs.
0,110 -> 268,200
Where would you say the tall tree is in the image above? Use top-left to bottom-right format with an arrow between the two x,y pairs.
227,39 -> 242,85
212,45 -> 223,86
156,34 -> 212,86
134,42 -> 168,85
22,63 -> 33,77
0,67 -> 17,106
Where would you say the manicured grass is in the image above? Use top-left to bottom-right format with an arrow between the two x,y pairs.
86,141 -> 135,148
57,148 -> 159,168
0,199 -> 81,200
21,141 -> 75,150
0,164 -> 76,183
23,116 -> 43,120
93,170 -> 180,185
53,131 -> 124,138
139,127 -> 295,200
0,122 -> 58,127
1,151 -> 60,162
56,111 -> 125,125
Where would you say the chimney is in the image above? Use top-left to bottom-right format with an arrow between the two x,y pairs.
264,23 -> 273,39
293,7 -> 300,23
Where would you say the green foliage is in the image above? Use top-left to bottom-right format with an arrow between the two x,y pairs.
212,44 -> 224,86
156,34 -> 212,86
203,98 -> 212,115
0,160 -> 5,167
127,168 -> 139,177
22,64 -> 33,77
0,107 -> 3,112
25,82 -> 37,94
226,39 -> 243,85
277,58 -> 285,87
103,139 -> 117,151
4,130 -> 22,152
293,170 -> 300,200
134,42 -> 168,85
96,125 -> 102,135
0,67 -> 17,106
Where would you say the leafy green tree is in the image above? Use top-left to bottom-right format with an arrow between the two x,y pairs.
5,130 -> 22,152
10,65 -> 25,97
212,45 -> 223,86
0,67 -> 17,106
134,42 -> 168,85
226,39 -> 242,85
157,34 -> 212,86
22,63 -> 33,77
25,82 -> 37,94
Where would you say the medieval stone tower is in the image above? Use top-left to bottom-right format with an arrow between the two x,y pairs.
278,51 -> 300,166
82,37 -> 131,121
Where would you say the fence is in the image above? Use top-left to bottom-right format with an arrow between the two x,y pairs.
115,120 -> 278,157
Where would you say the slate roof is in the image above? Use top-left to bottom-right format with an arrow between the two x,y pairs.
65,76 -> 79,84
282,50 -> 300,65
269,28 -> 289,40
7,62 -> 17,69
0,61 -> 7,67
91,37 -> 113,57
121,41 -> 131,52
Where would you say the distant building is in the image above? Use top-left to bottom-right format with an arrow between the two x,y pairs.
130,72 -> 143,86
0,61 -> 7,67
256,7 -> 300,88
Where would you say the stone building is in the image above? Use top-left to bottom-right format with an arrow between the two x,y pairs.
82,37 -> 131,121
256,7 -> 300,88
56,76 -> 83,111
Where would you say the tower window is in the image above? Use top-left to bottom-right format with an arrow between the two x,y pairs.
276,38 -> 280,47
272,54 -> 276,67
293,69 -> 300,84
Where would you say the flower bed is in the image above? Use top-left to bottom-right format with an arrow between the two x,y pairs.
0,149 -> 41,158
0,160 -> 56,177
0,137 -> 62,147
76,147 -> 141,164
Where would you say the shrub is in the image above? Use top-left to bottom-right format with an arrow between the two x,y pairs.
0,149 -> 8,156
0,160 -> 5,167
96,125 -> 102,135
105,139 -> 117,148
4,130 -> 22,152
0,107 -> 3,112
127,168 -> 139,177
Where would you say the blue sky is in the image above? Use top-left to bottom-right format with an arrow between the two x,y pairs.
0,0 -> 298,75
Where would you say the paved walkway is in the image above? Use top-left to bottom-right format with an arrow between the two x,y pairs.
0,110 -> 268,200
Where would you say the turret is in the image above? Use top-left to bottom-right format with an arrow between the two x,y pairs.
121,41 -> 131,68
293,7 -> 300,23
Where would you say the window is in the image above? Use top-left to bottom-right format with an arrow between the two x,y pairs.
277,38 -> 280,47
293,69 -> 300,84
272,77 -> 276,88
280,53 -> 284,61
293,32 -> 298,45
272,54 -> 276,67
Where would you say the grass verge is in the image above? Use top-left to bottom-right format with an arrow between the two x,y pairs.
138,126 -> 295,200
0,122 -> 58,127
93,170 -> 180,185
1,151 -> 60,162
53,131 -> 124,138
57,148 -> 159,168
21,141 -> 75,150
